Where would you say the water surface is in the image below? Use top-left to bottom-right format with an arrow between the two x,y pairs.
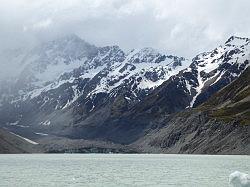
0,154 -> 249,186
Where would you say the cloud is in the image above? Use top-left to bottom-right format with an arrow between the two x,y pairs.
32,18 -> 53,30
0,0 -> 250,59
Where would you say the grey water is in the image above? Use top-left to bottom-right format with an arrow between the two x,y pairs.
0,154 -> 249,187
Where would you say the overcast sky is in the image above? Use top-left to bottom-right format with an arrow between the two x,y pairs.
1,0 -> 250,58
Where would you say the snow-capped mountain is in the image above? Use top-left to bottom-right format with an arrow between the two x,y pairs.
131,36 -> 250,116
0,34 -> 249,154
188,36 -> 249,107
83,35 -> 249,144
184,36 -> 249,107
0,35 -> 249,145
0,34 -> 189,127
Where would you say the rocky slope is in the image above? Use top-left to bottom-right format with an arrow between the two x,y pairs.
132,67 -> 250,154
0,128 -> 39,153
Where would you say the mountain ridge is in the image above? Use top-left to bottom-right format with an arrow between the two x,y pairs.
0,35 -> 249,153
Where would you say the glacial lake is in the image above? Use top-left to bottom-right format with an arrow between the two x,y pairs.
0,154 -> 249,187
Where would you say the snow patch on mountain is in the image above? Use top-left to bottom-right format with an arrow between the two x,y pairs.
10,132 -> 39,145
89,48 -> 190,95
34,58 -> 88,86
189,36 -> 250,107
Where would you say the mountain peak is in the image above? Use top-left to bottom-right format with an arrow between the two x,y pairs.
51,34 -> 93,47
225,35 -> 249,46
58,33 -> 81,41
34,34 -> 98,60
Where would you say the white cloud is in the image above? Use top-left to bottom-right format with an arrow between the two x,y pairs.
0,0 -> 250,58
32,18 -> 52,30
